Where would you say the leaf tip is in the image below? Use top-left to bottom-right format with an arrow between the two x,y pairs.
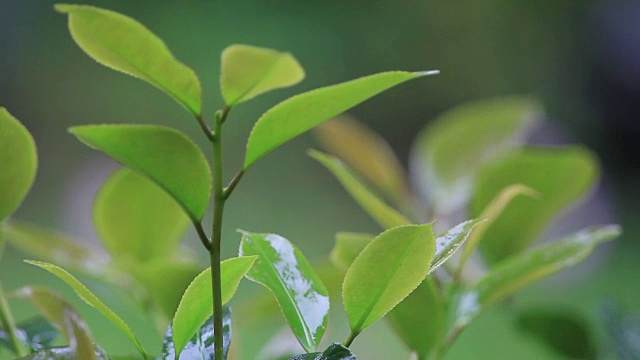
53,3 -> 73,14
416,70 -> 440,77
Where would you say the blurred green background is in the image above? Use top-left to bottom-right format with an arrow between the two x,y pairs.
1,0 -> 639,358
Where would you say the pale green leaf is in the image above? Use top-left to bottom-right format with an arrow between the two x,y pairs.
343,224 -> 436,334
172,256 -> 257,357
0,108 -> 37,221
430,219 -> 483,275
309,150 -> 410,229
244,70 -> 436,169
163,307 -> 232,360
221,44 -> 305,106
329,232 -> 374,271
24,260 -> 147,357
69,125 -> 212,220
55,4 -> 202,116
239,231 -> 330,353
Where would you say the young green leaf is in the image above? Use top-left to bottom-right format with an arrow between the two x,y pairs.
315,116 -> 409,204
329,232 -> 374,271
289,343 -> 356,360
0,108 -> 37,222
69,125 -> 212,220
343,223 -> 436,335
221,44 -> 305,106
94,168 -> 190,262
473,147 -> 599,265
386,278 -> 445,359
172,256 -> 257,357
163,308 -> 232,360
24,261 -> 147,357
244,70 -> 437,169
54,4 -> 202,116
239,231 -> 330,353
410,96 -> 538,214
309,150 -> 410,229
430,219 -> 483,275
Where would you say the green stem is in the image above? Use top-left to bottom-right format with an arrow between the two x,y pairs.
0,283 -> 28,357
343,330 -> 359,348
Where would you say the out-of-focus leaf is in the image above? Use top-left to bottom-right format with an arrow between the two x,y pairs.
3,220 -> 108,278
244,70 -> 437,169
386,278 -> 445,359
473,147 -> 599,265
288,343 -> 356,360
172,256 -> 256,357
221,44 -> 304,106
343,224 -> 436,335
0,108 -> 37,221
315,116 -> 408,204
239,231 -> 330,353
458,184 -> 537,269
54,4 -> 202,116
601,302 -> 640,359
0,283 -> 28,357
93,168 -> 190,262
516,307 -> 596,359
0,316 -> 58,352
162,307 -> 232,360
430,219 -> 483,275
18,346 -> 109,360
329,233 -> 374,272
309,150 -> 410,229
14,287 -> 98,360
24,261 -> 147,357
69,125 -> 212,220
410,96 -> 538,214
455,226 -> 620,328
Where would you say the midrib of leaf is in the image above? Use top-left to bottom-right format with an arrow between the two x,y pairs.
351,230 -> 424,332
229,54 -> 288,106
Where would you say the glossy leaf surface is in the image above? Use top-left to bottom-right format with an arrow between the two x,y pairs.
310,150 -> 410,229
329,232 -> 374,271
0,317 -> 58,353
94,168 -> 190,262
430,219 -> 483,274
240,231 -> 330,353
473,147 -> 599,265
315,116 -> 408,203
289,343 -> 356,360
410,96 -> 537,213
172,256 -> 256,357
24,261 -> 147,357
244,70 -> 436,169
70,125 -> 212,220
221,44 -> 304,106
386,279 -> 445,359
343,224 -> 436,334
0,108 -> 37,221
163,307 -> 232,360
55,4 -> 202,115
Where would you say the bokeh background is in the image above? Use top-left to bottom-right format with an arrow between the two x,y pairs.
1,0 -> 639,359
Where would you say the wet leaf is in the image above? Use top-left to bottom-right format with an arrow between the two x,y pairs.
309,150 -> 410,229
244,70 -> 436,169
172,256 -> 256,357
329,232 -> 374,271
343,224 -> 436,334
473,147 -> 599,265
163,307 -> 232,360
0,108 -> 37,221
239,231 -> 330,353
55,4 -> 202,116
69,125 -> 212,220
288,343 -> 356,360
430,219 -> 483,275
221,44 -> 304,106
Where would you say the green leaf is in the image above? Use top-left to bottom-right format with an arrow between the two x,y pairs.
69,125 -> 212,220
244,70 -> 436,169
0,317 -> 58,353
430,219 -> 483,274
289,343 -> 356,360
343,224 -> 436,334
309,150 -> 410,229
221,44 -> 305,106
94,168 -> 190,262
14,287 -> 99,360
24,261 -> 147,357
163,307 -> 232,360
386,279 -> 445,359
239,231 -> 330,353
329,232 -> 374,271
315,116 -> 408,204
601,302 -> 640,359
4,220 -> 108,278
473,147 -> 599,265
410,96 -> 538,214
0,108 -> 37,221
456,225 -> 620,328
54,4 -> 202,116
172,256 -> 256,357
18,346 -> 109,360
